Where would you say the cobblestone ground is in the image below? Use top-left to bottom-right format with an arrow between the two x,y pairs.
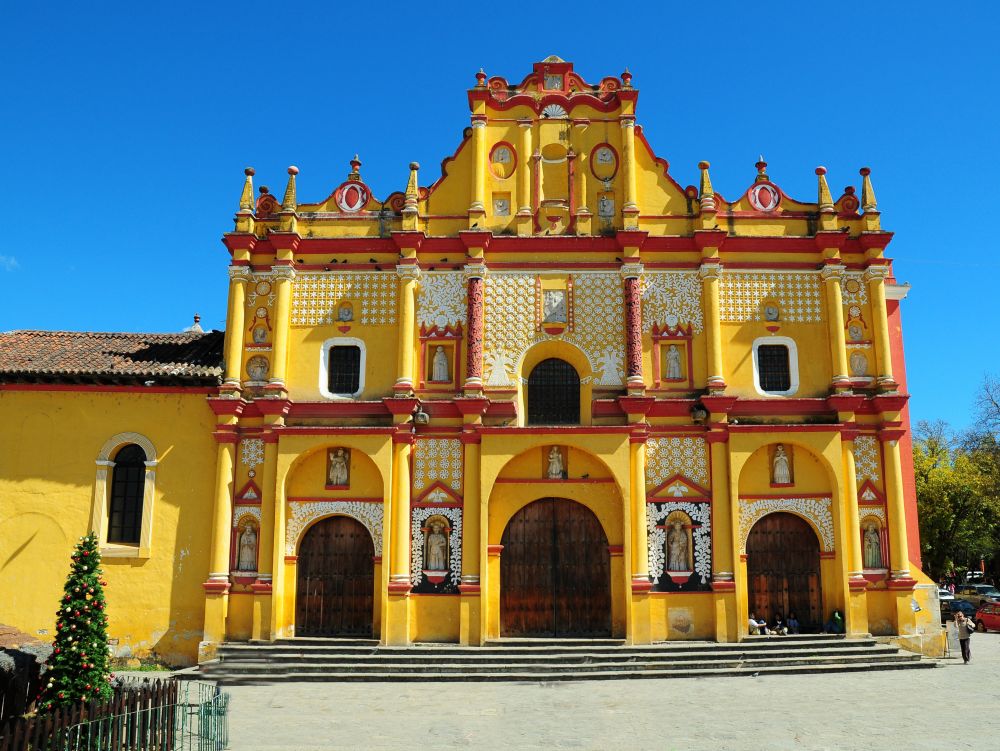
220,635 -> 1000,751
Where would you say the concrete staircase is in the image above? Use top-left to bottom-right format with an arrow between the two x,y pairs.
187,634 -> 935,685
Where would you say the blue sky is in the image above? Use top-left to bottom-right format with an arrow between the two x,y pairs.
2,2 -> 997,429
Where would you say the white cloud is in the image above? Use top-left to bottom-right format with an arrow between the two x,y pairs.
0,255 -> 18,271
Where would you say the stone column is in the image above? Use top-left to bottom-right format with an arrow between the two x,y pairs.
842,438 -> 864,580
865,265 -> 897,390
699,262 -> 725,392
200,436 -> 236,660
629,432 -> 652,645
464,264 -> 486,394
459,429 -> 482,645
821,264 -> 851,391
621,262 -> 644,392
267,265 -> 295,393
222,266 -> 250,389
516,118 -> 533,233
571,119 -> 590,224
394,264 -> 421,393
881,431 -> 912,582
469,116 -> 487,223
707,434 -> 737,641
386,430 -> 413,644
620,116 -> 638,228
251,436 -> 278,641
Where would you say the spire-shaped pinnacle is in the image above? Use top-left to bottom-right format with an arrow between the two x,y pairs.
698,161 -> 716,212
816,167 -> 835,213
349,155 -> 362,181
860,167 -> 878,213
239,167 -> 255,212
475,68 -> 487,87
404,162 -> 420,214
755,156 -> 769,182
282,166 -> 298,212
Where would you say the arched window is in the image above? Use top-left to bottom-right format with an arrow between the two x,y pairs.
108,444 -> 147,544
527,358 -> 580,425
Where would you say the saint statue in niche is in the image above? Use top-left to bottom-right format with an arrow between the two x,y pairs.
848,324 -> 864,342
772,444 -> 791,484
863,523 -> 883,569
666,520 -> 689,571
338,302 -> 354,322
598,194 -> 614,218
252,325 -> 268,344
542,290 -> 567,323
431,346 -> 450,382
850,352 -> 868,376
237,522 -> 257,571
596,147 -> 614,164
666,345 -> 682,380
493,198 -> 510,216
764,304 -> 780,322
425,521 -> 448,571
547,447 -> 564,479
246,356 -> 269,382
494,146 -> 511,164
327,448 -> 350,486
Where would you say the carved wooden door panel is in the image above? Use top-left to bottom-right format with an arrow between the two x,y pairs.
296,516 -> 374,637
746,512 -> 822,629
501,498 -> 611,637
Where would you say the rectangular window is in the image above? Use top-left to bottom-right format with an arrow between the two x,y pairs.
328,345 -> 361,395
757,345 -> 791,392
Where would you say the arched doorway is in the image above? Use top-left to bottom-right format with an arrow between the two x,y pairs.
295,516 -> 374,637
527,358 -> 580,425
746,512 -> 822,629
500,498 -> 611,637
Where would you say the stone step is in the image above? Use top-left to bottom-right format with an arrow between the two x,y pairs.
202,653 -> 920,676
197,660 -> 936,685
213,645 -> 901,666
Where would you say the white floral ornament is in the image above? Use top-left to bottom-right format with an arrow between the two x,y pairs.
738,497 -> 834,553
412,438 -> 463,494
417,271 -> 466,328
410,507 -> 463,587
645,437 -> 709,487
240,439 -> 265,469
291,272 -> 398,326
853,435 -> 880,485
646,502 -> 712,585
285,501 -> 384,556
641,271 -> 704,333
718,271 -> 823,323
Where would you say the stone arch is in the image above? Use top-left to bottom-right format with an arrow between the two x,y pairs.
518,339 -> 592,383
286,504 -> 383,558
97,431 -> 157,464
279,440 -> 390,504
738,498 -> 834,555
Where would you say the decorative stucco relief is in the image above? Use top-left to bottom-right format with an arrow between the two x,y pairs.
417,271 -> 466,328
853,435 -> 880,485
719,271 -> 823,323
738,497 -> 834,553
285,501 -> 384,556
232,505 -> 262,528
291,273 -> 397,326
482,272 -> 625,387
841,272 -> 869,308
641,271 -> 703,332
240,438 -> 264,469
410,507 -> 463,587
859,506 -> 886,525
647,502 -> 712,585
413,438 -> 463,495
645,436 -> 709,488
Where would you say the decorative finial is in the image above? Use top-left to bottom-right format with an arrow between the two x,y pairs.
239,167 -> 255,212
859,167 -> 878,212
404,162 -> 420,215
475,68 -> 487,87
816,167 -> 834,213
282,166 -> 298,212
755,156 -> 768,182
621,68 -> 632,88
184,313 -> 204,333
698,161 -> 716,213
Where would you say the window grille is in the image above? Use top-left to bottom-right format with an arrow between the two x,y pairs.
757,344 -> 791,392
527,358 -> 580,425
108,444 -> 146,544
328,345 -> 361,394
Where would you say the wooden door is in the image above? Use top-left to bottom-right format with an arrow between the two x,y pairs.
746,512 -> 822,629
500,498 -> 611,637
295,516 -> 374,637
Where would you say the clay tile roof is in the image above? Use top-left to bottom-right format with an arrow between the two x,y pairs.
0,330 -> 225,386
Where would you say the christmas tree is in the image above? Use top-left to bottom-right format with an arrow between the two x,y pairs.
38,532 -> 113,711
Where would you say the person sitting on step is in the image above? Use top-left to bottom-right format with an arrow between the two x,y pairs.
823,609 -> 845,634
771,614 -> 789,635
786,612 -> 801,634
748,612 -> 770,635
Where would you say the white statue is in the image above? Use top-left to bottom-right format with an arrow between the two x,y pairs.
772,444 -> 791,484
493,198 -> 510,216
246,357 -> 268,381
543,290 -> 567,323
252,326 -> 267,343
547,447 -> 564,479
850,352 -> 867,376
425,522 -> 448,571
431,346 -> 450,382
338,303 -> 353,322
764,305 -> 780,322
494,147 -> 511,164
596,147 -> 614,164
237,523 -> 257,571
666,345 -> 682,380
666,520 -> 689,571
328,448 -> 349,486
848,324 -> 863,342
598,195 -> 614,218
863,524 -> 883,569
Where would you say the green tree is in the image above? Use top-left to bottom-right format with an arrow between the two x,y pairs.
38,532 -> 113,711
914,421 -> 1000,581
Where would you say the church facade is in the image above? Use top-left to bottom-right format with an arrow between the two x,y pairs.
0,58 -> 944,665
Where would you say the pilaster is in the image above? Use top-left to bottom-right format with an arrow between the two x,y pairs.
222,265 -> 250,391
820,263 -> 851,392
265,263 -> 295,397
620,116 -> 639,228
698,256 -> 726,392
864,265 -> 897,391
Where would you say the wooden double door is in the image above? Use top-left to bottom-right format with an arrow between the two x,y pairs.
746,512 -> 822,629
295,516 -> 374,637
500,498 -> 612,638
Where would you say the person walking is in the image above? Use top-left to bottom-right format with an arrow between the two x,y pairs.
955,611 -> 975,664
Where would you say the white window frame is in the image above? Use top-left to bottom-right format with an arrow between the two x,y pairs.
90,432 -> 157,559
319,337 -> 366,400
751,336 -> 799,397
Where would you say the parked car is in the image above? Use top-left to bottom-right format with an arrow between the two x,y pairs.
938,588 -> 955,603
954,584 -> 1000,606
943,599 -> 980,624
976,603 -> 1000,632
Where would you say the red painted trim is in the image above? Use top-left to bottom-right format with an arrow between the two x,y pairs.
710,581 -> 736,592
0,383 -> 218,394
819,551 -> 837,560
648,472 -> 712,498
277,426 -> 395,436
287,496 -> 383,504
729,424 -> 843,433
249,582 -> 273,595
478,426 -> 631,435
458,583 -> 482,595
607,544 -> 624,556
415,479 -> 463,504
387,582 -> 412,594
631,579 -> 654,594
487,544 -> 504,556
202,580 -> 230,594
740,493 -> 833,500
284,555 -> 298,563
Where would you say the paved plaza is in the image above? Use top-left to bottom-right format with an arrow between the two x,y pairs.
214,633 -> 1000,750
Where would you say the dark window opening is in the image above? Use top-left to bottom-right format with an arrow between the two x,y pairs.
328,345 -> 362,395
108,444 -> 146,544
527,358 -> 580,425
758,344 -> 791,392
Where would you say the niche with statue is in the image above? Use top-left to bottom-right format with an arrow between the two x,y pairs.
410,509 -> 462,594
